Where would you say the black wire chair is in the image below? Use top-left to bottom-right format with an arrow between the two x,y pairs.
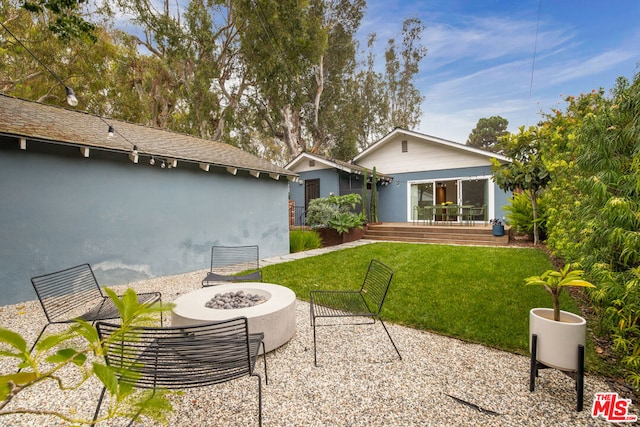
309,259 -> 402,367
93,317 -> 267,426
202,245 -> 262,286
30,263 -> 161,353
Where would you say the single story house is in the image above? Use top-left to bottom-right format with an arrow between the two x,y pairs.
0,94 -> 296,305
286,128 -> 512,224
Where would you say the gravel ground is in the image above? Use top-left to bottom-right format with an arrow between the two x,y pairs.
0,242 -> 636,426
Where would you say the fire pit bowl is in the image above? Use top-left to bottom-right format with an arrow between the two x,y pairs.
171,283 -> 296,353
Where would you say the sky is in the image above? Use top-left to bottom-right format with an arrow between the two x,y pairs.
358,0 -> 640,143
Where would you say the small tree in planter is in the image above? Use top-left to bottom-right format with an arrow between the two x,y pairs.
525,264 -> 595,321
525,264 -> 595,410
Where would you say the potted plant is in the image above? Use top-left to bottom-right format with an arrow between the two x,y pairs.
306,194 -> 366,246
490,218 -> 505,236
525,264 -> 595,371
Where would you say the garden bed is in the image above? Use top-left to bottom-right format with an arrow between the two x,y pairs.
318,226 -> 365,247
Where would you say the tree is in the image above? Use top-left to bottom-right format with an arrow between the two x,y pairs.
490,126 -> 550,245
351,33 -> 389,152
466,115 -> 509,153
0,2 -> 122,110
21,0 -> 97,41
384,16 -> 426,130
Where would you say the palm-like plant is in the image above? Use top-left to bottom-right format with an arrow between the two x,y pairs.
525,264 -> 595,321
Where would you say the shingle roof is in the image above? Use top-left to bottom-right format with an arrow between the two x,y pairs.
285,152 -> 393,182
0,94 -> 296,179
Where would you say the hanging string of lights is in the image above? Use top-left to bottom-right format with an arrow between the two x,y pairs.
0,21 -> 161,165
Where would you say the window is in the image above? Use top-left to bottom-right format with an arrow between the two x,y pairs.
309,159 -> 315,167
401,140 -> 408,153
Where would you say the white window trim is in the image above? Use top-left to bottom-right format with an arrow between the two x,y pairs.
406,175 -> 495,222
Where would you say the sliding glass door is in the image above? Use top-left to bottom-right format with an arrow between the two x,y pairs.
409,178 -> 489,223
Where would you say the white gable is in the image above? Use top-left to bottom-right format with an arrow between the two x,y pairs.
354,129 -> 508,174
286,153 -> 339,173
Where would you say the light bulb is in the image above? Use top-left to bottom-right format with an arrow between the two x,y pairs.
150,157 -> 155,165
65,87 -> 78,107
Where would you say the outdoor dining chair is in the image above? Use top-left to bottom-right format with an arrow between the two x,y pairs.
29,263 -> 161,354
92,317 -> 267,426
202,245 -> 262,286
309,259 -> 402,367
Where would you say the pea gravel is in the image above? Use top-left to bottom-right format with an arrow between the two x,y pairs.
0,241 -> 635,426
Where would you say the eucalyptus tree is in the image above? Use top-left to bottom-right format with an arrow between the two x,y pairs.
107,0 -> 249,139
384,16 -> 426,130
233,0 -> 367,160
352,33 -> 389,151
0,0 -> 121,109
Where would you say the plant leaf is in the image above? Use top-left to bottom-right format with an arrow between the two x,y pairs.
0,328 -> 27,352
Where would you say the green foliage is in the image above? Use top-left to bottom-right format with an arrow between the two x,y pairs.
505,192 -> 547,239
327,211 -> 365,235
567,73 -> 640,390
491,126 -> 550,245
290,229 -> 322,252
383,17 -> 427,130
305,193 -> 365,234
0,289 -> 173,425
466,115 -> 509,153
541,89 -> 611,262
22,0 -> 97,42
525,264 -> 595,321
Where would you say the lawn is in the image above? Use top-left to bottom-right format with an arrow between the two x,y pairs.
262,242 -> 584,357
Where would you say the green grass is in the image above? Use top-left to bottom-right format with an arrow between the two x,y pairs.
262,242 -> 586,358
289,229 -> 322,253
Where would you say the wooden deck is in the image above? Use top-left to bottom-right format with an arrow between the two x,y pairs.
363,222 -> 510,246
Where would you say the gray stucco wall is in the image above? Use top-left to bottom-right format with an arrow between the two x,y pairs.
289,169 -> 341,208
0,138 -> 290,305
378,166 -> 512,222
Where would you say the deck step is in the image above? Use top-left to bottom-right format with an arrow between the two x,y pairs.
363,223 -> 509,246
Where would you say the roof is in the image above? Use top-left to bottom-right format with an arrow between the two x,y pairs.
0,94 -> 296,180
353,127 -> 511,164
285,152 -> 393,182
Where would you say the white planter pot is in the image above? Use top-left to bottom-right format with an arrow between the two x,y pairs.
529,308 -> 586,371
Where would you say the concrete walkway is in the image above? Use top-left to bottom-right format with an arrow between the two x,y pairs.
260,239 -> 375,267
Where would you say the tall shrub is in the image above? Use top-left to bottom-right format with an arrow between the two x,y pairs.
573,74 -> 640,389
505,192 -> 547,240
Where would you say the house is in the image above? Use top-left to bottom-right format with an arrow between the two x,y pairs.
0,94 -> 296,305
286,128 -> 511,224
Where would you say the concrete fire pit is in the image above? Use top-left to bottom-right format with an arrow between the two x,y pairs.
171,282 -> 296,353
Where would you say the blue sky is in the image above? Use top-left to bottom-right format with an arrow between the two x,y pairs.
358,0 -> 640,143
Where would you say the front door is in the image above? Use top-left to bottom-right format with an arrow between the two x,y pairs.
305,179 -> 320,211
